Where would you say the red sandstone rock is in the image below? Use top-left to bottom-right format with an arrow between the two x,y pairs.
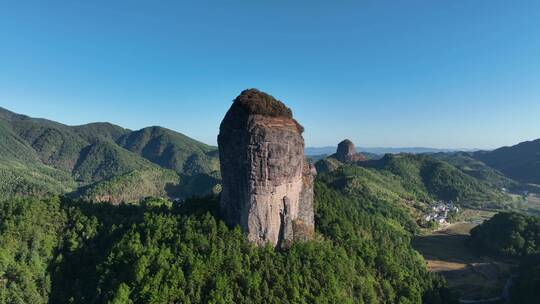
218,89 -> 314,247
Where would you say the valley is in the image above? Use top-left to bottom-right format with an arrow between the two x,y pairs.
414,213 -> 513,302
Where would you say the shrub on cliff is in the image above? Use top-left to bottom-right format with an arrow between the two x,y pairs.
233,88 -> 293,118
229,88 -> 305,133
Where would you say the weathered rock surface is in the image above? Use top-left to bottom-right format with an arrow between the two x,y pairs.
218,89 -> 314,247
314,139 -> 366,173
335,139 -> 356,162
335,139 -> 365,163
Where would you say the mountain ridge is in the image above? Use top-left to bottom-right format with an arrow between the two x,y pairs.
0,106 -> 219,201
306,146 -> 479,156
472,138 -> 540,185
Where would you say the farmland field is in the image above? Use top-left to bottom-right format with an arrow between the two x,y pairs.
413,210 -> 514,301
525,193 -> 540,215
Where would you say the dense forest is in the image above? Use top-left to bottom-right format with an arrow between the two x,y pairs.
469,212 -> 540,303
469,212 -> 540,258
0,177 -> 458,303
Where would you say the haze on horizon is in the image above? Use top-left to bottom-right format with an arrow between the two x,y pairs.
1,1 -> 539,150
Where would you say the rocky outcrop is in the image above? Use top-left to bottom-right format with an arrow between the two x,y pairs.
335,139 -> 356,162
335,139 -> 365,163
314,139 -> 366,173
218,89 -> 314,248
314,157 -> 342,174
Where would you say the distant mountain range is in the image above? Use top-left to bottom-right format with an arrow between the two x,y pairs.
309,140 -> 540,192
359,153 -> 509,208
305,146 -> 479,156
1,105 -> 538,202
472,139 -> 540,185
0,106 -> 220,202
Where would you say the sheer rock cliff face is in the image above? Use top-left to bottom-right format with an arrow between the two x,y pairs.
218,89 -> 314,248
336,139 -> 357,162
335,139 -> 365,163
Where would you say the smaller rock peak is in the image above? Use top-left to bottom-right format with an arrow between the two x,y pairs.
335,139 -> 366,163
336,139 -> 356,160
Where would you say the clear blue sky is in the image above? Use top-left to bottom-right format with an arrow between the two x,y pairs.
1,1 -> 539,149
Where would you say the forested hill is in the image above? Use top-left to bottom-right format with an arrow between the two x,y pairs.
117,126 -> 220,176
0,172 -> 457,303
358,154 -> 510,208
473,139 -> 540,185
469,212 -> 540,304
429,152 -> 518,190
0,106 -> 219,201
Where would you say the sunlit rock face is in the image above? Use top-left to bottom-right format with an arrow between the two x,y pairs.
335,139 -> 356,162
335,139 -> 366,163
218,89 -> 314,248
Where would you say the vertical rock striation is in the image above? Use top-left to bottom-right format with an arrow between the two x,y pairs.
335,139 -> 365,163
335,139 -> 357,162
218,89 -> 314,247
